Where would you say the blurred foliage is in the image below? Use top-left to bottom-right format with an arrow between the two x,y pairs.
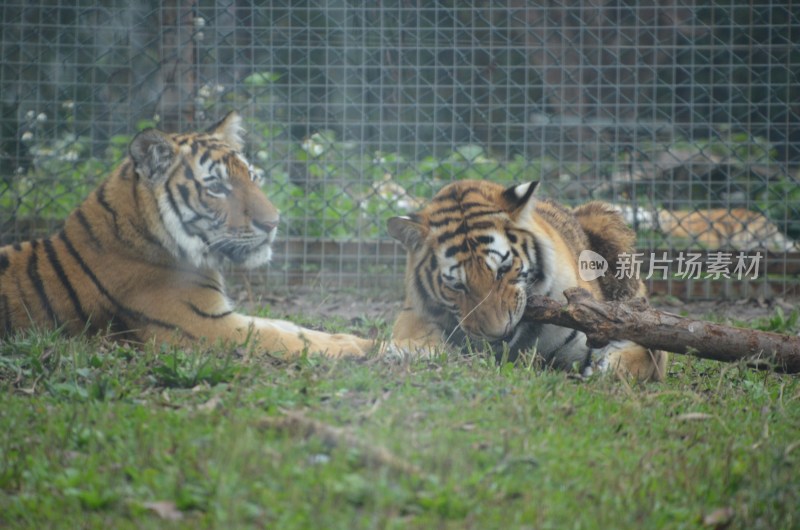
2,85 -> 798,246
2,2 -> 799,247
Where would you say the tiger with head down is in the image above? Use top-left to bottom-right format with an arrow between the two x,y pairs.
387,180 -> 667,381
0,112 -> 372,357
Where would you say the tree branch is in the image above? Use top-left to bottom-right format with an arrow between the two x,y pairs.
524,287 -> 800,373
256,409 -> 422,476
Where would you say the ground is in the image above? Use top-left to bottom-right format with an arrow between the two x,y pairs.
246,288 -> 401,325
3,280 -> 799,529
241,285 -> 799,329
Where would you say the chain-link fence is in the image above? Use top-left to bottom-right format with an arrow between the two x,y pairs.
2,1 -> 799,299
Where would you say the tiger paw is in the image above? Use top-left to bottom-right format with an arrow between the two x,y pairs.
298,330 -> 374,358
380,340 -> 439,361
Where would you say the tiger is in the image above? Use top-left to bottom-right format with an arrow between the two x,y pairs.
386,180 -> 667,381
617,206 -> 798,252
0,112 -> 372,358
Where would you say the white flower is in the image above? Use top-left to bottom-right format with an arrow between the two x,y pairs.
301,137 -> 325,157
60,151 -> 79,162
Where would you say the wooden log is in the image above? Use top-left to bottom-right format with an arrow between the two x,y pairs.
524,287 -> 800,373
256,410 -> 422,476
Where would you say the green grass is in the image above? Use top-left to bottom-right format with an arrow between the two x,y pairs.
1,310 -> 799,529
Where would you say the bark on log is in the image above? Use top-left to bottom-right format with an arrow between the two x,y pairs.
257,410 -> 422,476
524,287 -> 800,373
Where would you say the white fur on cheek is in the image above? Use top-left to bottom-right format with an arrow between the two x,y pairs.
525,230 -> 557,297
240,225 -> 277,269
484,232 -> 511,270
158,194 -> 208,268
241,246 -> 273,269
538,237 -> 556,292
437,252 -> 466,285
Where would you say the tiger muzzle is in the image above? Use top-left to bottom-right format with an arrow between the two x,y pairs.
461,314 -> 518,343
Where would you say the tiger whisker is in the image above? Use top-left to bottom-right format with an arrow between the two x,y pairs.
205,233 -> 267,252
445,285 -> 495,345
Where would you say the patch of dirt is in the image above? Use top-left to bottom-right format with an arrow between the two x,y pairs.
238,286 -> 796,327
238,288 -> 402,323
649,295 -> 798,324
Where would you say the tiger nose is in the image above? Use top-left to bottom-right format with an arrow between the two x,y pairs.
473,314 -> 516,340
253,218 -> 279,234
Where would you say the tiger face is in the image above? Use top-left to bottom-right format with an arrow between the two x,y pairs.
436,234 -> 529,342
388,181 -> 545,347
129,113 -> 279,269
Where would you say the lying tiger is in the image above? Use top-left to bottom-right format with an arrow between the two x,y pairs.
0,112 -> 372,357
616,205 -> 799,251
387,180 -> 667,381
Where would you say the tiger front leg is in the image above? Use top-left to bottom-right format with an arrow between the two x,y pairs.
157,313 -> 374,358
384,309 -> 449,359
245,316 -> 374,358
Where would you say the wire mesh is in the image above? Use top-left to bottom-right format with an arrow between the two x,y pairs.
1,1 -> 798,299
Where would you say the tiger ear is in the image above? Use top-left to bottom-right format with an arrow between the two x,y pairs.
387,215 -> 427,251
129,128 -> 176,181
207,111 -> 244,150
502,181 -> 539,221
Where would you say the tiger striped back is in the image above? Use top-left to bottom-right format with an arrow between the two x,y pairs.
656,208 -> 798,251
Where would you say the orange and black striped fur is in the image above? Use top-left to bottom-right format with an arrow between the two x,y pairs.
655,208 -> 797,251
387,180 -> 667,381
0,112 -> 371,357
